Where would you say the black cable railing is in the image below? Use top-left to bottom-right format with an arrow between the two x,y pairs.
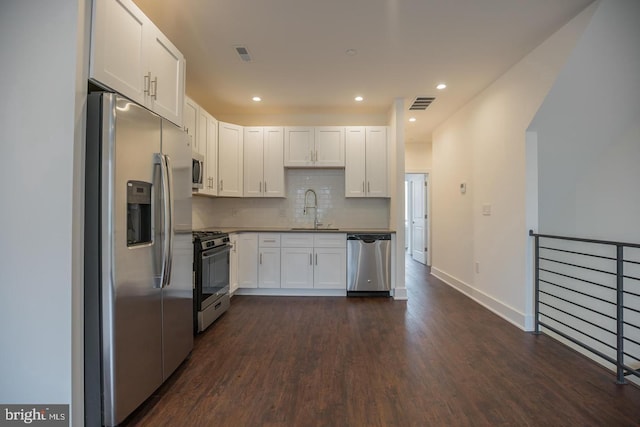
530,230 -> 640,384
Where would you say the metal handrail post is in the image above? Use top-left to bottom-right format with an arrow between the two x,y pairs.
534,234 -> 541,335
616,244 -> 626,384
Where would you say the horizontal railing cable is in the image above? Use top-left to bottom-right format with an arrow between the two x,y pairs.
539,267 -> 614,290
539,291 -> 615,322
539,278 -> 615,307
539,245 -> 617,261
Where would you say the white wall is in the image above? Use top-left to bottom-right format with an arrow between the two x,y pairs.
530,0 -> 640,242
430,3 -> 596,329
405,140 -> 432,173
0,0 -> 89,423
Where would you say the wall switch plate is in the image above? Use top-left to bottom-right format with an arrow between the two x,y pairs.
482,204 -> 492,216
460,183 -> 466,194
475,262 -> 480,273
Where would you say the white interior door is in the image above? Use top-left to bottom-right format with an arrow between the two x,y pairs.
410,174 -> 427,264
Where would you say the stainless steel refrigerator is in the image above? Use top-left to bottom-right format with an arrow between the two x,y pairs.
84,93 -> 193,426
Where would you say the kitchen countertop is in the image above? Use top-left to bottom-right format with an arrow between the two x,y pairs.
196,227 -> 396,234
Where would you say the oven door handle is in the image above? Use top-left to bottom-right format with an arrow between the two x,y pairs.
202,244 -> 231,259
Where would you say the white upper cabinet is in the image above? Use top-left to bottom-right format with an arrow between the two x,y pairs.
284,127 -> 345,167
284,127 -> 314,167
244,127 -> 284,197
183,97 -> 198,152
197,110 -> 218,196
90,0 -> 185,126
204,114 -> 219,196
314,127 -> 345,167
365,127 -> 388,197
145,29 -> 185,125
218,122 -> 244,197
345,126 -> 388,197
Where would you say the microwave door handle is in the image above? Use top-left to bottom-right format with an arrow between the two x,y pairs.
164,154 -> 175,287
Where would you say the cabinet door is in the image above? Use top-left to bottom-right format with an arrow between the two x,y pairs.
183,97 -> 198,153
229,234 -> 238,294
315,127 -> 345,167
237,234 -> 258,288
258,248 -> 281,288
90,0 -> 148,106
281,247 -> 314,288
243,127 -> 265,197
345,127 -> 366,197
218,122 -> 244,197
197,108 -> 208,157
284,127 -> 313,167
365,127 -> 388,197
205,115 -> 218,196
314,248 -> 346,289
263,127 -> 285,197
146,26 -> 185,126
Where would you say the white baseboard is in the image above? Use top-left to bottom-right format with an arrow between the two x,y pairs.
234,288 -> 346,297
430,267 -> 530,331
392,287 -> 408,300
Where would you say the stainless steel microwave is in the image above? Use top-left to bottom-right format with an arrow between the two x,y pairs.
192,152 -> 204,189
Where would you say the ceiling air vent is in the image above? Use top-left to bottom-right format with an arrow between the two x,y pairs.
234,45 -> 252,62
409,97 -> 435,110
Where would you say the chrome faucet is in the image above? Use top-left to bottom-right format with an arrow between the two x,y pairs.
303,189 -> 320,229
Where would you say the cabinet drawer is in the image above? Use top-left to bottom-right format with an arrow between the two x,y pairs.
259,233 -> 281,247
281,233 -> 314,247
314,233 -> 346,248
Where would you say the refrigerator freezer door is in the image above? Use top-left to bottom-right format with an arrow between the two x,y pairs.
103,94 -> 164,426
160,120 -> 194,379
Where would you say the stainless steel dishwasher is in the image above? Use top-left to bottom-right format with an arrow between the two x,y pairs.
347,233 -> 391,296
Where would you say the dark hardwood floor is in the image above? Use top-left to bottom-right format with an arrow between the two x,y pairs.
123,256 -> 640,426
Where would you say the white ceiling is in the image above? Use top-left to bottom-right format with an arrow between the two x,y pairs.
134,0 -> 593,143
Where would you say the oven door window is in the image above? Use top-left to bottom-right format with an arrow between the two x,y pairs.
201,245 -> 230,301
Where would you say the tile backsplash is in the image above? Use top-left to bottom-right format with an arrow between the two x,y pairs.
193,169 -> 390,229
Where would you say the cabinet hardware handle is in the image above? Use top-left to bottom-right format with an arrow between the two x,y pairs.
315,253 -> 318,265
259,181 -> 262,193
310,150 -> 314,162
220,180 -> 224,191
264,182 -> 267,193
309,253 -> 312,265
368,182 -> 370,193
315,150 -> 318,163
362,181 -> 365,193
264,239 -> 276,243
150,77 -> 158,100
260,253 -> 262,264
143,72 -> 151,94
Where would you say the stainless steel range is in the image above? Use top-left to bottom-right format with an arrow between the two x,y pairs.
193,231 -> 231,333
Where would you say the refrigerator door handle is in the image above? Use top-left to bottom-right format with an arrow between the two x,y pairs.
155,153 -> 172,288
163,154 -> 175,287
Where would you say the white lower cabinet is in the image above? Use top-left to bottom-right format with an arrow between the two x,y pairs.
314,247 -> 347,289
258,234 -> 281,288
280,233 -> 346,289
236,233 -> 258,288
281,247 -> 315,289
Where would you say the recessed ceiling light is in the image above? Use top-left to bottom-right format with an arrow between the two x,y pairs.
354,96 -> 363,102
252,96 -> 262,102
436,83 -> 447,90
345,49 -> 358,57
409,117 -> 417,122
